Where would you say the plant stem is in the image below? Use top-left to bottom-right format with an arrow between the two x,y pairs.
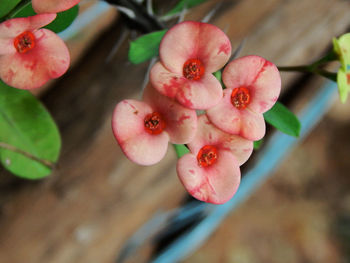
278,65 -> 337,82
310,50 -> 338,69
0,142 -> 55,169
278,65 -> 312,72
278,51 -> 338,81
314,68 -> 337,82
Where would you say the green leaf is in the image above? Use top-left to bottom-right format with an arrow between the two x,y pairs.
45,5 -> 79,33
0,81 -> 61,179
0,0 -> 21,19
173,144 -> 189,158
263,101 -> 301,137
253,139 -> 263,150
11,2 -> 79,33
10,1 -> 36,18
128,29 -> 167,64
166,0 -> 207,15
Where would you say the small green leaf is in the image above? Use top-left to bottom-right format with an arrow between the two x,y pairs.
11,3 -> 79,33
333,33 -> 350,103
333,33 -> 350,71
333,37 -> 341,56
213,70 -> 221,82
173,144 -> 189,158
0,81 -> 61,179
166,0 -> 207,15
263,102 -> 301,137
213,70 -> 225,89
45,5 -> 79,33
0,0 -> 21,19
128,29 -> 167,64
253,139 -> 263,150
337,69 -> 350,103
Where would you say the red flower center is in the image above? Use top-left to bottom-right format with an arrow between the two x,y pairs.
183,58 -> 205,80
197,145 -> 218,167
144,112 -> 166,135
14,31 -> 36,54
231,87 -> 251,110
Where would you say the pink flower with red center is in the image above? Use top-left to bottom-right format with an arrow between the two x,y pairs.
0,14 -> 70,90
150,21 -> 232,110
177,115 -> 253,204
207,55 -> 281,141
32,0 -> 80,14
112,84 -> 197,166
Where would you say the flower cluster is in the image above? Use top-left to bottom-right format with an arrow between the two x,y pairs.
112,21 -> 281,204
0,1 -> 80,90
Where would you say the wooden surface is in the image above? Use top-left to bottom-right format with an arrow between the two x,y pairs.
0,0 -> 350,262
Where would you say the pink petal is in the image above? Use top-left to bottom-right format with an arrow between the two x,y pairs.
143,84 -> 197,144
0,14 -> 56,38
32,0 -> 80,14
159,21 -> 231,74
196,22 -> 232,73
150,62 -> 223,109
239,109 -> 266,141
206,88 -> 241,134
0,29 -> 70,89
150,61 -> 184,98
207,88 -> 266,141
222,55 -> 281,113
175,73 -> 223,110
188,115 -> 253,165
112,100 -> 170,166
177,150 -> 241,204
0,38 -> 15,55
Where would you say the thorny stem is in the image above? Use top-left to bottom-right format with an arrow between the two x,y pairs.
0,142 -> 55,169
103,0 -> 164,32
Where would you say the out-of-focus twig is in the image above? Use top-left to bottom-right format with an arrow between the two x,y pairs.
201,1 -> 224,23
105,26 -> 129,63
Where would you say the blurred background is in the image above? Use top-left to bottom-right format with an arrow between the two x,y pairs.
0,0 -> 350,262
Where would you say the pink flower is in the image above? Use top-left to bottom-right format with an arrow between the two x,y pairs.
32,0 -> 80,14
150,21 -> 231,110
177,115 -> 253,204
112,84 -> 197,166
0,14 -> 70,90
207,55 -> 281,141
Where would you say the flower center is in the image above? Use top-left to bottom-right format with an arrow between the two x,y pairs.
231,87 -> 251,110
197,145 -> 218,167
144,112 -> 166,135
183,58 -> 205,80
14,31 -> 36,54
